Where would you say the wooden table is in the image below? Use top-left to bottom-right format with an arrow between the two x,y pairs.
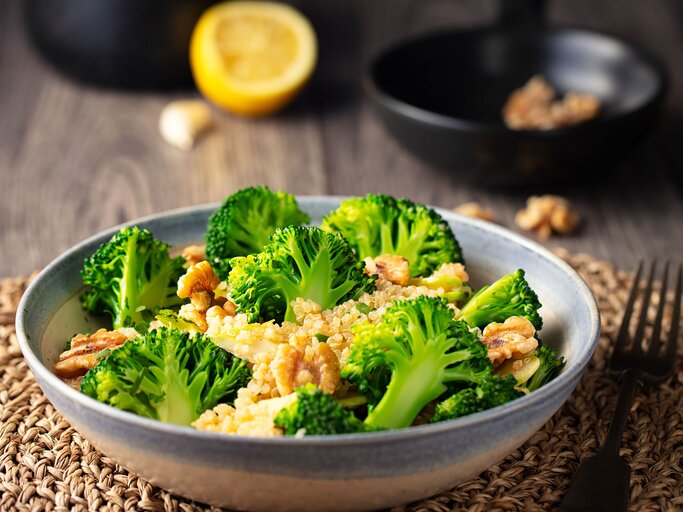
1,0 -> 682,278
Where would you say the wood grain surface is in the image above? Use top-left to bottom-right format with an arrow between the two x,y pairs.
1,0 -> 682,278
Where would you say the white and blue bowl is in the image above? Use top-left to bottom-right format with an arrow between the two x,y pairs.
16,197 -> 600,512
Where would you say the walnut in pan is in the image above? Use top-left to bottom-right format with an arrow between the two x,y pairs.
271,342 -> 340,396
503,75 -> 600,130
480,316 -> 538,367
53,327 -> 138,379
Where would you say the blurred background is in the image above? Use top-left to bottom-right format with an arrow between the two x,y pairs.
1,0 -> 682,278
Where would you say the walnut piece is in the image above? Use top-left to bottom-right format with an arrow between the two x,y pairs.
515,195 -> 580,239
503,75 -> 600,130
363,254 -> 410,286
481,316 -> 538,366
178,260 -> 220,299
454,202 -> 496,222
271,342 -> 340,396
177,261 -> 228,331
53,328 -> 138,379
181,244 -> 207,266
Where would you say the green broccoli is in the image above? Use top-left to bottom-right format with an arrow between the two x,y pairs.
431,375 -> 521,422
228,226 -> 377,323
81,328 -> 250,426
524,341 -> 566,393
274,385 -> 370,435
154,309 -> 201,333
205,186 -> 310,279
342,296 -> 516,430
80,227 -> 185,329
410,270 -> 472,304
457,269 -> 543,330
321,194 -> 463,277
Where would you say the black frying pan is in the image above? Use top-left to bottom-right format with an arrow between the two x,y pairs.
365,0 -> 667,185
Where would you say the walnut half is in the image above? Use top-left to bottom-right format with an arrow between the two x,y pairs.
53,328 -> 138,379
503,75 -> 600,130
177,261 -> 231,331
271,342 -> 340,396
364,254 -> 410,286
181,244 -> 207,267
515,195 -> 580,239
480,316 -> 538,367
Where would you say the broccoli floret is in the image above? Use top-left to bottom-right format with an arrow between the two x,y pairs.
321,194 -> 463,277
431,375 -> 521,422
81,328 -> 250,426
80,227 -> 185,330
228,226 -> 377,323
154,309 -> 201,333
342,296 -> 506,430
525,341 -> 566,392
274,385 -> 370,435
457,269 -> 543,330
410,270 -> 472,304
206,186 -> 310,279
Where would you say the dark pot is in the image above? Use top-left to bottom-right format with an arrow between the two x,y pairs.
365,0 -> 668,185
23,0 -> 218,89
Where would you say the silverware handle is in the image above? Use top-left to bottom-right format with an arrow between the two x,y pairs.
558,369 -> 641,512
603,368 -> 641,455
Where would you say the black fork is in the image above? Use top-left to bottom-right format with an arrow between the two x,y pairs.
559,261 -> 682,512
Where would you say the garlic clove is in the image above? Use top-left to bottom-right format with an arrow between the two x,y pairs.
159,100 -> 213,150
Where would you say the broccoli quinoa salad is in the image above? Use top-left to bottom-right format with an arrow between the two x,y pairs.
53,186 -> 565,437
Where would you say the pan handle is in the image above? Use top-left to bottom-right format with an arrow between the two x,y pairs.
498,0 -> 546,28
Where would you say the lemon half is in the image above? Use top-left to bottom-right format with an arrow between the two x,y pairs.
190,1 -> 317,116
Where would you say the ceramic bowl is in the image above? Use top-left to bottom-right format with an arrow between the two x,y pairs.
16,197 -> 600,512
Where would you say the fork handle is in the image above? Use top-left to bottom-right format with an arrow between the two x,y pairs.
603,369 -> 641,455
558,369 -> 642,512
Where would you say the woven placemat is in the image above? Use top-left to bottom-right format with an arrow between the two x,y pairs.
1,251 -> 681,512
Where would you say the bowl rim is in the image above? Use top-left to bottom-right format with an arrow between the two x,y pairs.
365,25 -> 668,136
16,196 -> 600,447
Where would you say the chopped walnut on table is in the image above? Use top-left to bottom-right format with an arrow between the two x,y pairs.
515,195 -> 580,239
503,75 -> 600,130
480,316 -> 538,367
453,202 -> 496,223
363,254 -> 411,286
53,327 -> 138,379
271,342 -> 341,396
177,260 -> 235,331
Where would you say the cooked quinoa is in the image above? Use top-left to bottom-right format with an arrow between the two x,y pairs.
193,389 -> 297,437
195,278 -> 461,436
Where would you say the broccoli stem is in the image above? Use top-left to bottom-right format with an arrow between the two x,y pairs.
365,357 -> 447,429
119,234 -> 139,329
279,244 -> 359,322
153,338 -> 195,425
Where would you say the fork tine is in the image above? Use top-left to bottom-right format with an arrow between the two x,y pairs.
631,261 -> 657,354
613,261 -> 643,355
647,261 -> 669,357
664,263 -> 682,362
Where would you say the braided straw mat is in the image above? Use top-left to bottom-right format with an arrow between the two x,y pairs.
0,251 -> 681,512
